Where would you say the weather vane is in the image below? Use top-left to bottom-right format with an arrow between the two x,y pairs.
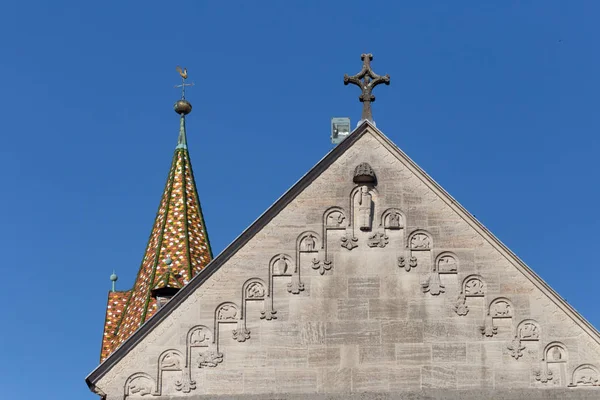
344,54 -> 390,122
175,66 -> 194,99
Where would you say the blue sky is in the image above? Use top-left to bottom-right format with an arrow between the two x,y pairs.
0,1 -> 599,399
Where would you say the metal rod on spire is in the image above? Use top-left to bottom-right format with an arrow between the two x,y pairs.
344,53 -> 390,123
173,66 -> 193,150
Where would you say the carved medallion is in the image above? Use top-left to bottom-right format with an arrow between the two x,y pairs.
326,211 -> 345,227
246,282 -> 265,299
273,256 -> 289,275
217,304 -> 238,321
410,233 -> 431,250
367,232 -> 389,248
189,327 -> 210,346
126,374 -> 154,397
571,365 -> 600,386
385,212 -> 402,229
437,254 -> 457,273
464,277 -> 484,296
160,351 -> 182,370
490,299 -> 512,317
300,235 -> 318,252
518,321 -> 540,341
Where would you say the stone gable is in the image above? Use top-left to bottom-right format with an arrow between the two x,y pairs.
88,123 -> 600,399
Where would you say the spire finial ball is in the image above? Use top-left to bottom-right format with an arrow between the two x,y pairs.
110,272 -> 118,282
174,99 -> 192,115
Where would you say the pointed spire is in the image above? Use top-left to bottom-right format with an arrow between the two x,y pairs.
99,67 -> 212,362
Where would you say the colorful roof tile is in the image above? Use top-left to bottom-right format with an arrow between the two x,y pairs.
99,113 -> 212,362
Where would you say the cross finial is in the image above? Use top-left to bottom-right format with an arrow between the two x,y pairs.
175,66 -> 194,100
344,53 -> 390,123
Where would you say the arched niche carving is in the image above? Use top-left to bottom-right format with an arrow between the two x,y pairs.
435,251 -> 458,274
481,297 -> 514,338
517,319 -> 541,341
489,297 -> 513,318
569,364 -> 600,387
544,342 -> 568,363
237,278 -> 266,341
298,232 -> 319,253
124,372 -> 156,398
157,349 -> 195,394
349,185 -> 379,233
214,302 -> 244,348
380,208 -> 404,230
297,231 -> 331,275
408,229 -> 433,251
453,275 -> 486,316
159,349 -> 184,371
186,325 -> 222,369
263,254 -> 296,321
463,275 -> 485,297
399,229 -> 433,273
536,342 -> 568,385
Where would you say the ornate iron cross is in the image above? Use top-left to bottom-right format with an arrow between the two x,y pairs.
344,53 -> 390,122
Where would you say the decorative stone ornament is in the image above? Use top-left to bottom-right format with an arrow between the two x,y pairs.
353,162 -> 377,184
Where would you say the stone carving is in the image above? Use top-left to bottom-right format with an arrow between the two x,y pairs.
436,253 -> 458,274
232,324 -> 251,342
246,282 -> 265,299
341,234 -> 358,250
517,320 -> 540,341
534,368 -> 553,383
398,255 -> 417,272
160,350 -> 182,370
353,162 -> 377,184
489,298 -> 513,318
217,304 -> 238,321
367,232 -> 389,248
311,258 -> 332,275
386,212 -> 402,229
358,186 -> 373,231
570,364 -> 600,387
188,326 -> 211,347
174,374 -> 196,393
272,256 -> 290,275
507,337 -> 526,360
158,350 -> 195,394
287,276 -> 305,294
260,300 -> 277,321
197,351 -> 223,368
125,373 -> 155,397
463,276 -> 485,296
300,234 -> 318,252
453,293 -> 469,316
410,232 -> 431,250
480,314 -> 498,337
546,344 -> 566,362
326,210 -> 345,227
421,270 -> 445,295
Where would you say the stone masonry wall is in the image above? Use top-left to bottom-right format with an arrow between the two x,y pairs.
94,128 -> 600,400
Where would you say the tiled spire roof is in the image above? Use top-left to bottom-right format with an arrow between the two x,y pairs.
100,111 -> 212,362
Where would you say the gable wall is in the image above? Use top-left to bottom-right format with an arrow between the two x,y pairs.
95,129 -> 600,399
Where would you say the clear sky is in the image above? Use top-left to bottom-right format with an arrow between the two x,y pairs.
0,1 -> 598,399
